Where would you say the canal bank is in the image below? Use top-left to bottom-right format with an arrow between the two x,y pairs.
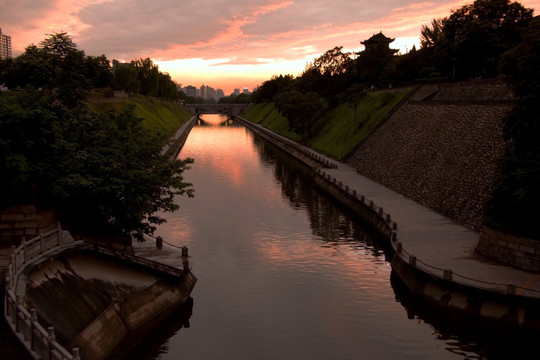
3,225 -> 196,360
233,114 -> 540,330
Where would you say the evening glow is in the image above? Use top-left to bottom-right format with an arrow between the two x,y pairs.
1,0 -> 539,94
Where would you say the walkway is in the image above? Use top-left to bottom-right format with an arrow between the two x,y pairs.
235,116 -> 540,301
322,161 -> 540,299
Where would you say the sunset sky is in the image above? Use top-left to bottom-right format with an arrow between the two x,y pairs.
1,0 -> 538,94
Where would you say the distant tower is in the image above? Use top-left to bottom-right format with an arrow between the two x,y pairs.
0,28 -> 12,60
361,32 -> 398,55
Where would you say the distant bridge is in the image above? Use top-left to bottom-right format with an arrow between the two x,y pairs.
184,103 -> 250,116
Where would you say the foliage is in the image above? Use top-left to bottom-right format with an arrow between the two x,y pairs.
426,0 -> 533,79
0,90 -> 193,239
420,19 -> 444,48
312,46 -> 353,76
484,16 -> 540,239
251,75 -> 295,103
274,90 -> 326,136
0,33 -> 180,103
218,93 -> 251,104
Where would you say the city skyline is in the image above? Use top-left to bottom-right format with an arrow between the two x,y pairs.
1,0 -> 539,94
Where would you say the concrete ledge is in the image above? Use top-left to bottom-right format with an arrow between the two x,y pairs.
391,254 -> 540,329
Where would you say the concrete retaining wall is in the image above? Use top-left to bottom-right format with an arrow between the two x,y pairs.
162,116 -> 197,158
391,254 -> 540,329
476,227 -> 540,272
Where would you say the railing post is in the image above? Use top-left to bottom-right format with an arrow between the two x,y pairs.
443,269 -> 453,281
40,231 -> 44,254
48,326 -> 55,359
72,347 -> 81,360
57,222 -> 63,244
22,237 -> 27,264
409,254 -> 417,266
156,236 -> 163,249
16,295 -> 23,332
30,308 -> 37,351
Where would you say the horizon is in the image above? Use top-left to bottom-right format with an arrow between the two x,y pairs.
1,0 -> 539,95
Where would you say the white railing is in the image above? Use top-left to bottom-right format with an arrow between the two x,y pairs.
4,223 -> 84,360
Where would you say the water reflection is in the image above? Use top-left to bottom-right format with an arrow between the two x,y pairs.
115,298 -> 194,360
253,135 -> 389,258
136,114 -> 528,360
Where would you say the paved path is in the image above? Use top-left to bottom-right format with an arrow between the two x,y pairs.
318,155 -> 540,299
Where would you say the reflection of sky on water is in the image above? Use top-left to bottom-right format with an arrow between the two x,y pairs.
133,114 -> 492,360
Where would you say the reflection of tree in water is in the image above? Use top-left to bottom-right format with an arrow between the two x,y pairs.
251,134 -> 540,360
252,136 -> 386,259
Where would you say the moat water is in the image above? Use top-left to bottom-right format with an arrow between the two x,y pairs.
110,114 -> 538,359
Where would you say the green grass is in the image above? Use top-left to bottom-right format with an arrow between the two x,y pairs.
84,96 -> 192,138
308,89 -> 411,158
241,88 -> 412,159
241,103 -> 303,142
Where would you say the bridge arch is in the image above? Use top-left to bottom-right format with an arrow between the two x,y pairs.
184,103 -> 250,116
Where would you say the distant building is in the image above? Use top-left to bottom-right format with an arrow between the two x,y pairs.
0,28 -> 12,60
243,87 -> 249,95
233,88 -> 240,95
185,85 -> 197,97
361,32 -> 398,55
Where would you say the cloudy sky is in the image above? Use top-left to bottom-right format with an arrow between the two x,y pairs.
1,0 -> 538,94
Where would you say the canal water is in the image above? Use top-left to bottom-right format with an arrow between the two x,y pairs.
133,114 -> 533,360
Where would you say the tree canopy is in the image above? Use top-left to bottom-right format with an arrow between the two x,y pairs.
485,16 -> 540,239
0,32 -> 193,240
0,32 -> 180,103
0,90 -> 193,239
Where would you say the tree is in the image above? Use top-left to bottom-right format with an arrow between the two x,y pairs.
432,0 -> 533,79
84,55 -> 113,88
0,90 -> 194,240
274,90 -> 326,136
420,18 -> 444,48
113,60 -> 140,93
251,74 -> 294,103
312,46 -> 352,76
10,45 -> 51,89
485,16 -> 540,239
341,84 -> 367,130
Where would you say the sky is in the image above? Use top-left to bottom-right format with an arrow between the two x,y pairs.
1,0 -> 539,95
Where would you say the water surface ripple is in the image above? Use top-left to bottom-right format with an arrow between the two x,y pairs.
133,114 -> 533,360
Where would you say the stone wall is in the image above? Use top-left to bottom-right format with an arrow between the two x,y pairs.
476,227 -> 540,272
347,79 -> 514,232
0,205 -> 56,245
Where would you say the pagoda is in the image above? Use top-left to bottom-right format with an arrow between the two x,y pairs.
361,32 -> 398,54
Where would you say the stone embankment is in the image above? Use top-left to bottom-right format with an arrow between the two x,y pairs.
347,79 -> 514,232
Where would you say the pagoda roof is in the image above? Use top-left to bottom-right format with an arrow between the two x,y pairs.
361,32 -> 395,45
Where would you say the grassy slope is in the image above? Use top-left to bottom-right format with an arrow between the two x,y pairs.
241,88 -> 412,159
84,96 -> 192,139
